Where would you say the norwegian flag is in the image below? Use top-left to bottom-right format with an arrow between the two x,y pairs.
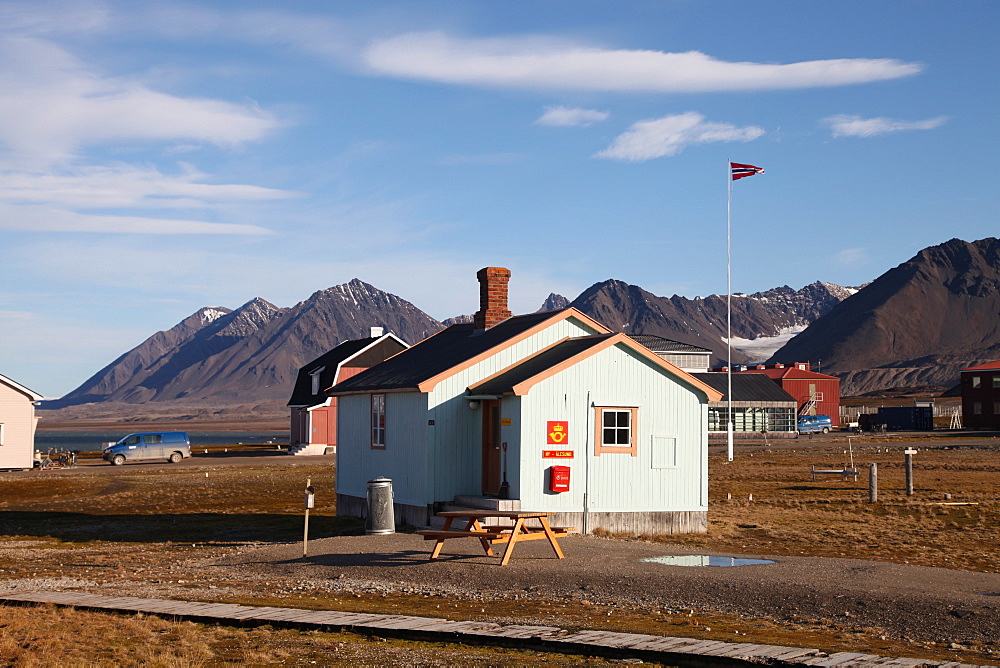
731,162 -> 764,180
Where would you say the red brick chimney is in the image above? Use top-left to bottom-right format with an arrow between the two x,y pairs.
473,267 -> 512,330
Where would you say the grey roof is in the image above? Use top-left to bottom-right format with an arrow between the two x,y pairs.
471,336 -> 612,395
630,334 -> 711,354
691,372 -> 796,403
288,336 -> 405,406
329,311 -> 559,394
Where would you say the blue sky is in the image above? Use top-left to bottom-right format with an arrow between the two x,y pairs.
1,1 -> 996,397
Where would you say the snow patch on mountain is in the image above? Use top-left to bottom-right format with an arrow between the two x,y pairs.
728,327 -> 804,363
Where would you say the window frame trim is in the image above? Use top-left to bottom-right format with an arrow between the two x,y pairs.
593,406 -> 638,456
370,393 -> 386,449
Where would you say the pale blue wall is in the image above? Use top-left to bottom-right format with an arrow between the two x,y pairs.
514,343 -> 708,513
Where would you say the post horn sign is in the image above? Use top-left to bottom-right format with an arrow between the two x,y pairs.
544,421 -> 572,458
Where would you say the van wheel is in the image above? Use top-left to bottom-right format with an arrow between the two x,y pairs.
822,427 -> 830,434
168,452 -> 182,464
112,454 -> 126,466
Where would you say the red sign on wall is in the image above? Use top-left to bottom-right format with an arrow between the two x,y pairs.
543,450 -> 574,458
546,421 -> 568,445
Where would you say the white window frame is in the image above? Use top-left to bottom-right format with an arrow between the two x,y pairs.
310,366 -> 326,396
371,393 -> 386,448
0,423 -> 4,446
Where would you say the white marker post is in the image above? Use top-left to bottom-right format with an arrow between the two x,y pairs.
303,478 -> 315,557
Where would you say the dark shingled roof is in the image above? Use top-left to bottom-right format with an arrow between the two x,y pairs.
288,336 -> 400,406
471,336 -> 612,395
691,372 -> 796,403
630,334 -> 711,354
329,311 -> 559,394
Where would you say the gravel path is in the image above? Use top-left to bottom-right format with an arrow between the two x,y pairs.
214,533 -> 1000,647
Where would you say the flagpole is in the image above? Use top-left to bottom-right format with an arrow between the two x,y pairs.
726,159 -> 734,462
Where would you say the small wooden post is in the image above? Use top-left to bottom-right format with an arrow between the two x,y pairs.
303,478 -> 315,558
904,448 -> 916,496
868,463 -> 878,503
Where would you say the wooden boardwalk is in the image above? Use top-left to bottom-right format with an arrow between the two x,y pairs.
0,590 -> 989,667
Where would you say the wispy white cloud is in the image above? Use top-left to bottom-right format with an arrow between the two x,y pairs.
595,112 -> 764,162
0,35 -> 283,170
536,106 -> 610,127
0,203 -> 274,235
835,247 -> 869,266
823,114 -> 948,138
363,32 -> 922,92
0,164 -> 297,209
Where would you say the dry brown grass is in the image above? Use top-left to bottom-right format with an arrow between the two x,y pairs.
1,442 -> 998,664
0,603 -> 613,666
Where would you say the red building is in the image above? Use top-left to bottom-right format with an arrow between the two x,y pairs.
959,361 -> 1000,430
287,328 -> 407,455
728,363 -> 841,427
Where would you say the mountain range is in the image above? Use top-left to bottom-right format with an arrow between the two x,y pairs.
770,237 -> 1000,395
43,236 -> 1000,415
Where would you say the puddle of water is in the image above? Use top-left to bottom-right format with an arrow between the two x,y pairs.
641,555 -> 774,567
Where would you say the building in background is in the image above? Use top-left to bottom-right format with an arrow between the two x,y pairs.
629,335 -> 712,373
0,373 -> 43,470
715,363 -> 842,428
287,329 -> 407,455
692,372 -> 798,439
959,361 -> 1000,430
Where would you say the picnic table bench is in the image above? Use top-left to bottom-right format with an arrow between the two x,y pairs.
416,510 -> 573,566
810,464 -> 859,481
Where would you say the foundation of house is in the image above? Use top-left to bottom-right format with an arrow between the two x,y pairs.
337,494 -> 707,535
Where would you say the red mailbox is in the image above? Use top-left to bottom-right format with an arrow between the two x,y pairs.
549,465 -> 570,493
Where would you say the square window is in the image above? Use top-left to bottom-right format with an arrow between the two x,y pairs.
594,407 -> 638,456
972,376 -> 981,389
993,377 -> 1000,389
973,402 -> 982,415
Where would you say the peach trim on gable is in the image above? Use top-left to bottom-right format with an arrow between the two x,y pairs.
467,337 -> 573,394
509,335 -> 617,396
416,308 -> 611,393
622,335 -> 724,402
485,332 -> 724,402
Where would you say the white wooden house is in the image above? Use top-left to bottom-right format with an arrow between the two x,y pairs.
329,268 -> 722,533
0,374 -> 44,470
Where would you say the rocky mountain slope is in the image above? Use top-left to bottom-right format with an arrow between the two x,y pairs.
46,275 -> 856,414
46,279 -> 443,409
770,237 -> 1000,394
569,280 -> 855,364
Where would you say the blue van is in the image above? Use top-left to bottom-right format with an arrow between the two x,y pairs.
797,415 -> 833,435
102,432 -> 191,465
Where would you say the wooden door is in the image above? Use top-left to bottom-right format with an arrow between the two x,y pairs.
481,400 -> 502,495
311,409 -> 328,445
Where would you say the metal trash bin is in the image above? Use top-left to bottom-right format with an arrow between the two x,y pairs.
366,477 -> 395,535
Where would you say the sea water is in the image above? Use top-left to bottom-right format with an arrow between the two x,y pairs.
34,430 -> 289,453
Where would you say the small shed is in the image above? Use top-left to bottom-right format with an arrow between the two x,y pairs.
0,373 -> 44,470
329,267 -> 722,534
959,361 -> 1000,430
287,328 -> 407,455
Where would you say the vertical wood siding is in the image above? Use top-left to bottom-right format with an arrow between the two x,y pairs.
335,392 -> 429,507
424,316 -> 600,504
0,384 -> 36,469
516,344 -> 707,514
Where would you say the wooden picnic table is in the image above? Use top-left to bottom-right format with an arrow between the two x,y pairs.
416,510 -> 572,566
